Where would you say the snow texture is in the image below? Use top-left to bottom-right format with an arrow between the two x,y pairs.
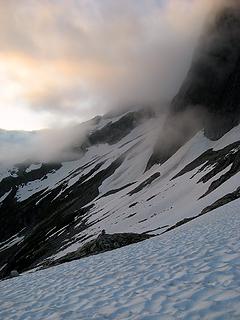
1,202 -> 240,320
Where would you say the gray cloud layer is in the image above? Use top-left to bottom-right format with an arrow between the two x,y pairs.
0,0 -> 232,166
0,0 -> 225,124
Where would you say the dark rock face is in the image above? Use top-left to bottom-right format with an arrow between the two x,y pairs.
0,163 -> 62,241
0,156 -> 125,279
172,3 -> 240,139
147,3 -> 240,169
42,232 -> 154,269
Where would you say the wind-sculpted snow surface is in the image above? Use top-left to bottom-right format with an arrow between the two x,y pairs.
1,203 -> 240,320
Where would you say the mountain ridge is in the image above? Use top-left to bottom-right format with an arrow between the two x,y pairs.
1,106 -> 240,278
1,4 -> 240,279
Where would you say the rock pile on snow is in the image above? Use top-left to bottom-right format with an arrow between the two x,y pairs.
43,232 -> 154,268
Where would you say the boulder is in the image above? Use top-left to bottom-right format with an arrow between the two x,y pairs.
10,270 -> 19,278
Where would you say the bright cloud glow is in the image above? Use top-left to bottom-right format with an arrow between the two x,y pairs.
0,0 -> 224,131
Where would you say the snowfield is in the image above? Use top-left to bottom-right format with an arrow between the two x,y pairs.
1,201 -> 240,320
1,111 -> 240,269
49,125 -> 240,261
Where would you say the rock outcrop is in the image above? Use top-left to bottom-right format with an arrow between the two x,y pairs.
42,232 -> 154,269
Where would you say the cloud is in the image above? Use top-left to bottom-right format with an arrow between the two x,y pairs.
0,0 -> 234,166
0,120 -> 94,166
0,0 -> 227,126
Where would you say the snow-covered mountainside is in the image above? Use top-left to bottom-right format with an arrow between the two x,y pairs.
1,4 -> 240,320
1,200 -> 239,320
1,4 -> 240,281
1,105 -> 240,278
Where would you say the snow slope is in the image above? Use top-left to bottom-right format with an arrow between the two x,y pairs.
1,200 -> 240,320
1,108 -> 240,275
51,126 -> 240,260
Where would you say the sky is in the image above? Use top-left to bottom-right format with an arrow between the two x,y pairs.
0,0 -> 224,131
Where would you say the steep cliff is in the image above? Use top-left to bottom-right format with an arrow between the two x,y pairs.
147,3 -> 240,168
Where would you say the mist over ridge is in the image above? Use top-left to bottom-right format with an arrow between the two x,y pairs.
0,0 -> 236,166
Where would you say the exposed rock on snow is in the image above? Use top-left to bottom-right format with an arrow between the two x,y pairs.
201,186 -> 240,215
43,232 -> 154,269
10,270 -> 19,278
173,140 -> 240,199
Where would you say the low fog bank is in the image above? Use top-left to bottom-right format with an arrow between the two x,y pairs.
0,121 -> 96,167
